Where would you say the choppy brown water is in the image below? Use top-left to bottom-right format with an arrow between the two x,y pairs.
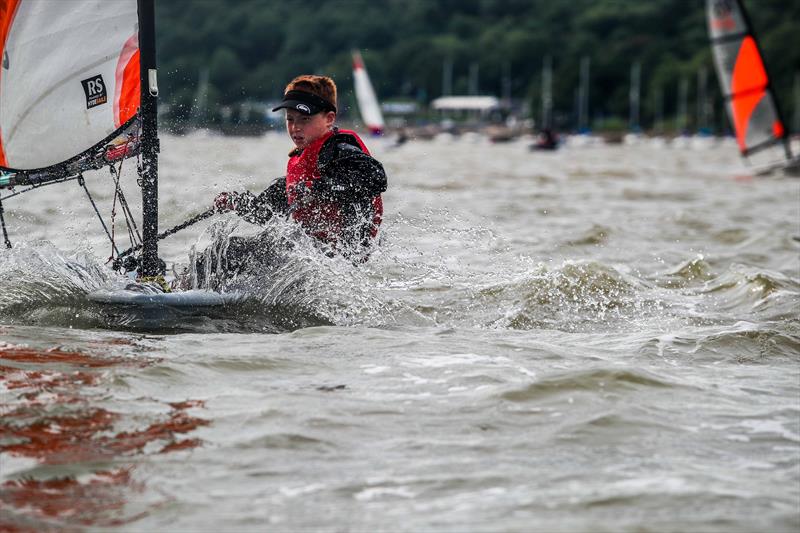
1,132 -> 799,531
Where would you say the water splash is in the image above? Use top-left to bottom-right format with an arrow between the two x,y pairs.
368,212 -> 681,332
0,241 -> 117,326
182,216 -> 392,328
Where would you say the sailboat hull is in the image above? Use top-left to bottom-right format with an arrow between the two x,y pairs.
87,288 -> 246,308
85,289 -> 248,330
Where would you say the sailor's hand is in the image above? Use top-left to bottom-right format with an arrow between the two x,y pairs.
214,192 -> 237,212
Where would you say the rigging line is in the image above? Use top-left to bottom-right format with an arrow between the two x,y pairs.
114,208 -> 214,261
78,174 -> 120,257
109,169 -> 119,260
107,163 -> 140,264
109,143 -> 142,245
115,136 -> 142,245
117,139 -> 142,240
0,196 -> 12,249
0,175 -> 81,201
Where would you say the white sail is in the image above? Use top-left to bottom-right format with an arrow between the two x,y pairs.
0,0 -> 164,277
0,0 -> 140,171
352,50 -> 384,135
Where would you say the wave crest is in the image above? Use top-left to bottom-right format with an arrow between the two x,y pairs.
479,260 -> 654,330
696,264 -> 799,320
501,367 -> 676,403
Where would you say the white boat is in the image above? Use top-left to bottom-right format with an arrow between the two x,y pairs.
352,50 -> 385,136
706,0 -> 800,175
0,0 -> 238,320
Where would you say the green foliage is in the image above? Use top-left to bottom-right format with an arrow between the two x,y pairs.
155,0 -> 800,131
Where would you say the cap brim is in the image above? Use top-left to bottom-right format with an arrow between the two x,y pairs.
271,100 -> 323,115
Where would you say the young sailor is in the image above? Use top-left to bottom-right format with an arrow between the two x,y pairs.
215,75 -> 387,258
188,75 -> 387,288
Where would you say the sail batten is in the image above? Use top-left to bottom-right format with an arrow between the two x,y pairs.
0,115 -> 139,184
706,0 -> 789,159
710,32 -> 748,44
723,86 -> 768,101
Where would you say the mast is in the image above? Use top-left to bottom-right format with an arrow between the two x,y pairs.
501,61 -> 511,107
696,66 -> 709,133
442,58 -> 453,97
677,76 -> 688,133
793,72 -> 800,137
629,61 -> 641,132
541,55 -> 553,130
468,62 -> 479,95
578,56 -> 590,132
138,0 -> 159,277
653,84 -> 664,134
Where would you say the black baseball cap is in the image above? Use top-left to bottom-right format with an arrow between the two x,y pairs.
272,90 -> 337,115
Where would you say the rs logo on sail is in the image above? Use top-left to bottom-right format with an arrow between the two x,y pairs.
81,75 -> 108,109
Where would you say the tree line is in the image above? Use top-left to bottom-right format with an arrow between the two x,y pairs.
156,0 -> 800,132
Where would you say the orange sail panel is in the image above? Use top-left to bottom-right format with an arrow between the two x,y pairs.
730,37 -> 767,150
115,33 -> 140,128
0,0 -> 22,166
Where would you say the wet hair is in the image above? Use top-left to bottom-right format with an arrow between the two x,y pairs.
285,75 -> 337,112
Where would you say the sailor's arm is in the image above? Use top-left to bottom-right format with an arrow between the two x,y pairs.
315,144 -> 387,202
214,176 -> 289,225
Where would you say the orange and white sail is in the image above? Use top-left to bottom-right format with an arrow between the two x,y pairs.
706,0 -> 790,158
0,0 -> 140,175
352,50 -> 384,136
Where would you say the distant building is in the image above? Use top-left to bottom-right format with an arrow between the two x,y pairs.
430,96 -> 501,115
381,101 -> 419,115
430,96 -> 506,125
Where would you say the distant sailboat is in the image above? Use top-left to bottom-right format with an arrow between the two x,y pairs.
352,50 -> 384,136
706,0 -> 799,174
530,55 -> 559,151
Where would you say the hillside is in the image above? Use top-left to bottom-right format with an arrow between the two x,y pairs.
156,0 -> 800,132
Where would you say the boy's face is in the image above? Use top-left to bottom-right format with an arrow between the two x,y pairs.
285,109 -> 335,149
